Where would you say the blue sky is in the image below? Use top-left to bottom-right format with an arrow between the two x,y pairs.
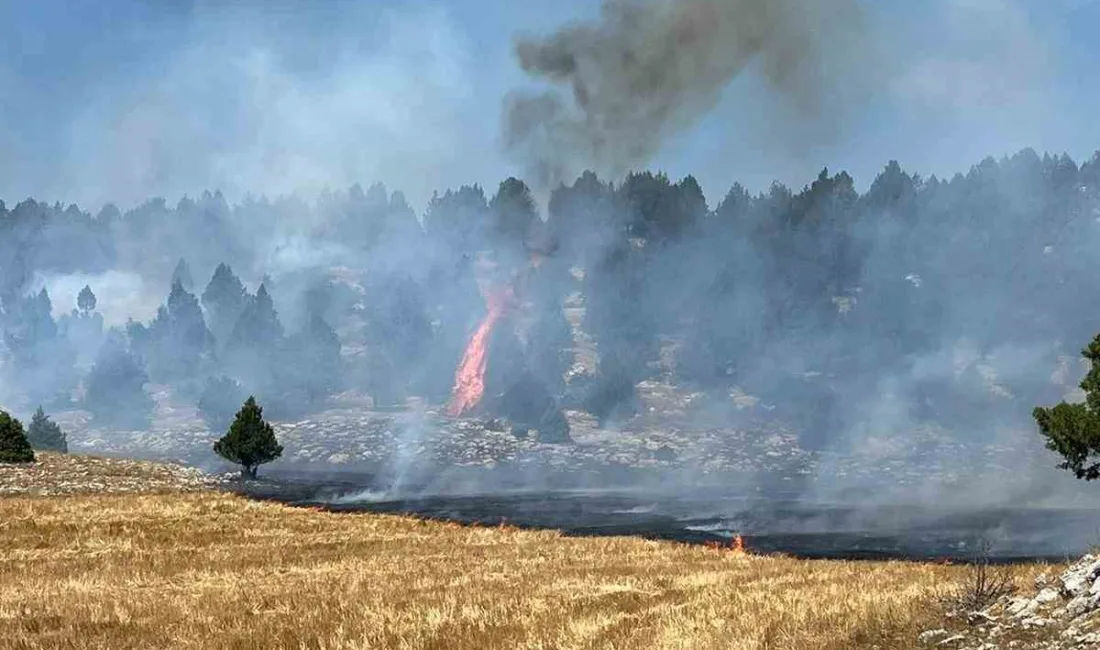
1,0 -> 1099,212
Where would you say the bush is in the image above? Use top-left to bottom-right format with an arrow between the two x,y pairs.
26,406 -> 67,452
940,540 -> 1017,614
213,396 -> 283,479
0,410 -> 35,463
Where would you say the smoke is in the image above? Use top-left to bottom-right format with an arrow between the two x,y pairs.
503,0 -> 875,194
33,3 -> 485,213
30,271 -> 157,327
2,1 -> 1099,543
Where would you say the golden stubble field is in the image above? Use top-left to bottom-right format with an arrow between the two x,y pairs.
0,490 -> 1049,650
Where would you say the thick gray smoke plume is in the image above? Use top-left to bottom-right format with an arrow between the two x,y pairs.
504,0 -> 871,193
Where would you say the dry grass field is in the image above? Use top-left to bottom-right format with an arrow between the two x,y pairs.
0,486 -> 1056,650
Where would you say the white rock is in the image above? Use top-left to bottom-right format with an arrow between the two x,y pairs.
1012,599 -> 1042,619
937,635 -> 966,646
1061,556 -> 1100,597
919,629 -> 949,643
1034,587 -> 1061,604
1005,597 -> 1031,616
1019,615 -> 1050,628
1065,592 -> 1100,618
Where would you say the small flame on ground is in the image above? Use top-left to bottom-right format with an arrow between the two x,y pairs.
447,288 -> 511,418
705,535 -> 747,554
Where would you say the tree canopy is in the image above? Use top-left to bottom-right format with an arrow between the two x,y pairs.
1034,333 -> 1100,480
26,406 -> 67,453
213,396 -> 283,479
0,410 -> 34,463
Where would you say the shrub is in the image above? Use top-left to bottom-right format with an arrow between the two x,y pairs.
0,410 -> 35,463
26,406 -> 67,452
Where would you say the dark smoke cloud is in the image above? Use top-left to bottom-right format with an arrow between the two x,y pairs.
503,0 -> 874,194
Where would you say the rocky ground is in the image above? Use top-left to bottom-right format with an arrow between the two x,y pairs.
0,451 -> 231,496
35,372 -> 1086,508
920,555 -> 1100,650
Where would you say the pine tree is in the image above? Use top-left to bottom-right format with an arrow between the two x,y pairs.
77,285 -> 97,314
26,406 -> 67,453
213,396 -> 283,479
201,263 -> 247,346
1034,332 -> 1100,480
280,314 -> 342,408
0,410 -> 34,463
84,333 -> 154,428
143,280 -> 213,383
228,284 -> 283,349
171,258 -> 194,292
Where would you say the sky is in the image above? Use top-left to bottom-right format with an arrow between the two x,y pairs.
1,0 -> 1099,213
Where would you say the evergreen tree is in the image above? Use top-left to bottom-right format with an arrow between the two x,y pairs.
489,177 -> 538,253
5,288 -> 77,407
1034,332 -> 1100,480
547,170 -> 620,266
26,406 -> 67,453
297,314 -> 342,395
225,284 -> 284,395
172,258 -> 194,292
77,285 -> 97,314
0,410 -> 34,463
84,333 -> 154,428
145,280 -> 213,383
582,241 -> 658,423
423,184 -> 489,254
228,284 -> 283,349
201,263 -> 247,346
213,396 -> 283,479
363,274 -> 432,402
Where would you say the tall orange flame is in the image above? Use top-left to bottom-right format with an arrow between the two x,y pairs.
447,289 -> 511,417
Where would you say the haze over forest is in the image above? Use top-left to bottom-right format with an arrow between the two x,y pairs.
3,0 -> 1100,500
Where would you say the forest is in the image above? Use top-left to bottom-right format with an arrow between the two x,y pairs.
2,148 -> 1098,450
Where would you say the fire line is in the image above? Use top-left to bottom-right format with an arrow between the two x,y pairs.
447,287 -> 512,417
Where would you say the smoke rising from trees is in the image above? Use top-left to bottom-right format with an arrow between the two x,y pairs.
503,0 -> 875,195
2,1 -> 1099,508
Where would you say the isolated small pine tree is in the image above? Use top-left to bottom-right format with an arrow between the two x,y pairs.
213,396 -> 283,479
0,410 -> 35,463
26,406 -> 67,453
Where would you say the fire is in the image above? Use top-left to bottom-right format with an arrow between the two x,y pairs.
447,288 -> 512,417
704,535 -> 748,555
